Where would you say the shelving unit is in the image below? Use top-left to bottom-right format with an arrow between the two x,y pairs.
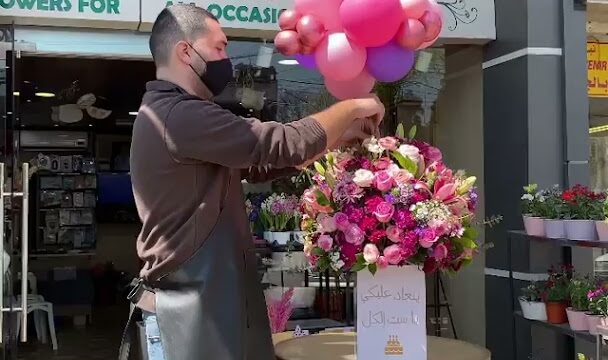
508,230 -> 607,360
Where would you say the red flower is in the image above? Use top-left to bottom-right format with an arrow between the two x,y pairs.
562,191 -> 575,202
369,229 -> 386,244
423,258 -> 438,274
359,216 -> 379,233
365,196 -> 384,214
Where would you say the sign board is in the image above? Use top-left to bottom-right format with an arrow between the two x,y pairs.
0,0 -> 140,29
140,0 -> 293,34
588,42 -> 608,97
357,266 -> 427,360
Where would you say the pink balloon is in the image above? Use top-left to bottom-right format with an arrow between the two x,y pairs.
295,0 -> 343,31
340,0 -> 404,47
274,31 -> 301,56
315,32 -> 367,81
420,10 -> 442,41
325,70 -> 376,100
297,15 -> 326,48
401,0 -> 430,19
279,10 -> 301,31
396,18 -> 426,50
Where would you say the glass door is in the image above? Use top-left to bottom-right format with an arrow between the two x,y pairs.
1,24 -> 30,360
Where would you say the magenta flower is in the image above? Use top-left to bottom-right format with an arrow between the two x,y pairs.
334,212 -> 350,231
344,223 -> 365,245
419,228 -> 438,248
384,245 -> 403,265
378,137 -> 399,151
373,157 -> 392,170
318,234 -> 334,252
317,214 -> 337,233
373,202 -> 395,223
377,256 -> 389,269
386,226 -> 402,243
432,243 -> 449,261
374,170 -> 395,192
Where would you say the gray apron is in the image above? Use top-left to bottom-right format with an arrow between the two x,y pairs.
154,170 -> 275,360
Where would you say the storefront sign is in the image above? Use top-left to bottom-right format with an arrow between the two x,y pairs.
357,266 -> 427,360
0,0 -> 139,28
588,42 -> 608,97
141,0 -> 292,32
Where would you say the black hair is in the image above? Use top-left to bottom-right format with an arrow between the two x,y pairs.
149,4 -> 219,66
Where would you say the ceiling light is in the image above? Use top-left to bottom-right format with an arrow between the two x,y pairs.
129,111 -> 138,116
278,59 -> 299,66
35,92 -> 55,98
13,92 -> 19,96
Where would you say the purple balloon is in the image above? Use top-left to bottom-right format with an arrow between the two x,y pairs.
366,42 -> 415,82
295,53 -> 317,70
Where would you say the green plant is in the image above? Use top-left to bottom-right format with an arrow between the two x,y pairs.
537,185 -> 566,220
520,282 -> 546,302
569,277 -> 593,311
588,286 -> 608,316
545,265 -> 572,303
521,184 -> 544,217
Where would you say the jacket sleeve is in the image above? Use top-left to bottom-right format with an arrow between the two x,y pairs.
164,99 -> 327,168
241,166 -> 299,183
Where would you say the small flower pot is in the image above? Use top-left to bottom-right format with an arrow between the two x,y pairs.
519,298 -> 547,321
597,221 -> 608,242
586,314 -> 608,335
263,231 -> 274,244
523,215 -> 545,237
544,219 -> 565,239
545,302 -> 568,324
272,231 -> 291,245
564,220 -> 598,241
566,308 -> 589,331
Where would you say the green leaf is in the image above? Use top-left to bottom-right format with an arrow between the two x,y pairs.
312,247 -> 325,256
392,151 -> 418,175
351,262 -> 366,272
461,258 -> 473,268
315,190 -> 330,206
463,227 -> 479,240
368,263 -> 378,275
317,257 -> 330,272
325,170 -> 336,189
314,161 -> 326,176
459,237 -> 478,250
396,123 -> 405,138
408,125 -> 417,140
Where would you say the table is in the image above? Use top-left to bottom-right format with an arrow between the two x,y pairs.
286,319 -> 346,332
273,332 -> 491,360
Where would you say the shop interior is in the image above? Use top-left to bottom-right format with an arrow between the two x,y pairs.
2,42 -> 450,359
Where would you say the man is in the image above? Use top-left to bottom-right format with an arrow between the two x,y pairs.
121,4 -> 385,360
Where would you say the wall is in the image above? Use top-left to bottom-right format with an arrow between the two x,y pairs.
435,45 -> 485,346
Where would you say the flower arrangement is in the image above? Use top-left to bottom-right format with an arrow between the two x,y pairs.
521,184 -> 545,217
588,285 -> 608,317
266,287 -> 295,334
545,265 -> 572,303
520,282 -> 546,303
538,185 -> 566,220
260,193 -> 302,232
561,185 -> 605,220
569,277 -> 593,312
300,126 -> 479,275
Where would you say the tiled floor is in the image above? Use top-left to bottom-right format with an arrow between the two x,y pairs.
17,305 -> 128,360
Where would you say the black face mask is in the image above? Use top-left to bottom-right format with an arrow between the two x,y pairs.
188,43 -> 233,96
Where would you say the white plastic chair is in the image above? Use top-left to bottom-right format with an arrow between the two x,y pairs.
15,272 -> 58,351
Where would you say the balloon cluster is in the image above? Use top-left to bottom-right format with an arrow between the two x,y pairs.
274,0 -> 443,100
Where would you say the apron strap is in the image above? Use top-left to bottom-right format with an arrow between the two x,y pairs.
118,303 -> 141,360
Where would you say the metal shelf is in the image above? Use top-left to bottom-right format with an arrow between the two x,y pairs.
509,230 -> 608,249
514,311 -> 597,342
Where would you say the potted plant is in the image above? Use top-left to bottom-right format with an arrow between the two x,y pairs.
260,193 -> 301,245
586,285 -> 608,335
521,184 -> 545,236
540,186 -> 566,239
562,185 -> 604,241
597,196 -> 608,241
519,282 -> 547,321
544,265 -> 571,324
567,277 -> 593,331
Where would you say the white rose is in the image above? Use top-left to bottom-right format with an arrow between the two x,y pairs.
398,144 -> 421,163
363,138 -> 384,154
353,169 -> 375,187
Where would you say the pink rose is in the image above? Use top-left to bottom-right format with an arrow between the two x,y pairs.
317,214 -> 337,233
393,169 -> 413,185
386,226 -> 402,243
374,171 -> 394,192
363,244 -> 380,264
373,157 -> 392,170
377,256 -> 389,269
378,137 -> 399,151
433,243 -> 448,261
334,212 -> 350,231
365,196 -> 384,214
344,224 -> 365,245
373,202 -> 395,223
419,228 -> 438,248
384,245 -> 403,265
318,234 -> 334,252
